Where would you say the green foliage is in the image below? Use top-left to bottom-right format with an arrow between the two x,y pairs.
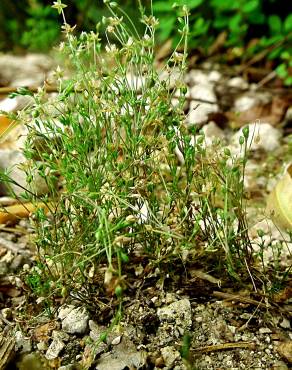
21,4 -> 60,51
152,0 -> 292,84
275,51 -> 292,86
8,1 -> 258,305
153,0 -> 292,49
0,0 -> 291,84
2,1 -> 290,316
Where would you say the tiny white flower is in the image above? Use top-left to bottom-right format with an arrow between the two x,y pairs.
126,37 -> 134,46
105,44 -> 117,53
59,41 -> 65,51
52,0 -> 67,14
106,25 -> 115,33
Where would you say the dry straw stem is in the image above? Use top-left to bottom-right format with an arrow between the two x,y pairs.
0,85 -> 219,106
192,341 -> 256,353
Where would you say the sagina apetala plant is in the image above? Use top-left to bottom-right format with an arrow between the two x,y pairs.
14,1 -> 256,307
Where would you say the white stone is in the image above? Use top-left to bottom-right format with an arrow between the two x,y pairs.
248,219 -> 290,265
234,95 -> 256,112
259,327 -> 272,334
52,330 -> 70,342
111,336 -> 122,345
187,84 -> 218,125
157,299 -> 192,330
58,366 -> 75,370
159,68 -> 182,89
243,160 -> 268,190
57,305 -> 75,320
171,89 -> 188,109
61,307 -> 89,334
227,77 -> 249,89
280,318 -> 291,329
125,74 -> 145,91
185,69 -> 209,85
0,96 -> 33,113
234,92 -> 271,112
186,69 -> 221,86
208,70 -> 222,83
0,149 -> 49,196
231,123 -> 281,153
202,121 -> 225,146
0,54 -> 52,87
95,336 -> 146,370
161,346 -> 180,367
188,83 -> 217,103
228,325 -> 237,334
36,341 -> 48,351
15,330 -> 32,353
45,338 -> 65,360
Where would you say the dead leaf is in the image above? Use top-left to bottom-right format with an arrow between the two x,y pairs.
266,163 -> 292,231
0,328 -> 15,370
0,202 -> 51,224
273,286 -> 292,303
1,287 -> 22,297
0,115 -> 12,136
33,321 -> 58,343
208,31 -> 227,56
190,269 -> 220,285
276,341 -> 292,363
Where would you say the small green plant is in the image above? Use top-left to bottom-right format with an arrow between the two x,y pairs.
1,0 -> 291,85
180,332 -> 192,368
18,0 -> 192,305
275,51 -> 292,86
7,0 -> 283,314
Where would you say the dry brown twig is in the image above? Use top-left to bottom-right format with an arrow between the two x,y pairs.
192,341 -> 256,353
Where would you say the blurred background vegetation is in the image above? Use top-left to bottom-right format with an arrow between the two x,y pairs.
0,0 -> 291,83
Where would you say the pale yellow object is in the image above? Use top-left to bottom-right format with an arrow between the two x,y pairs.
0,116 -> 12,136
266,164 -> 292,231
0,202 -> 50,224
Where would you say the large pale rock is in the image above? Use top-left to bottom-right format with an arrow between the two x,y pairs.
185,69 -> 221,86
227,77 -> 249,90
234,92 -> 271,112
231,123 -> 281,154
61,307 -> 89,335
125,74 -> 145,91
58,305 -> 75,320
0,54 -> 52,87
248,219 -> 291,265
15,331 -> 32,353
202,121 -> 225,146
0,96 -> 33,113
159,68 -> 183,89
95,336 -> 146,370
157,299 -> 192,330
161,346 -> 181,368
45,338 -> 65,360
243,160 -> 267,190
187,84 -> 218,125
0,149 -> 49,196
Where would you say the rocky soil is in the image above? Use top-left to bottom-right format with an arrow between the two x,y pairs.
0,54 -> 291,370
